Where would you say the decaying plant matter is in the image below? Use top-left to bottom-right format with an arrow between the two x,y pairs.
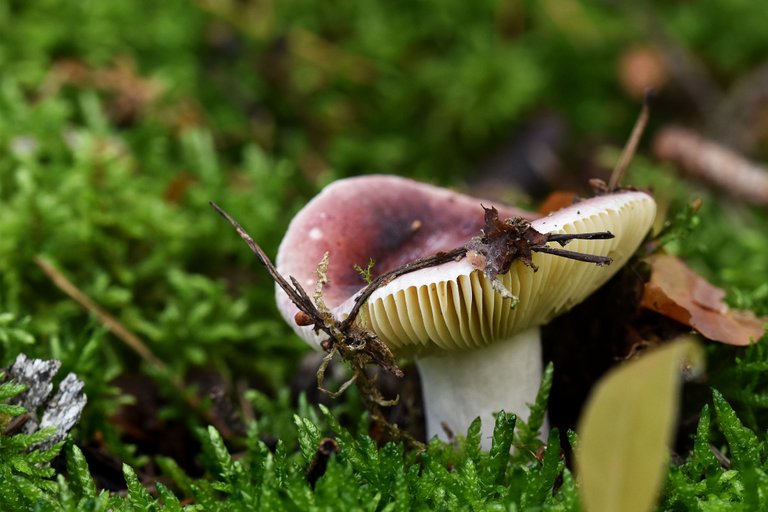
465,207 -> 613,300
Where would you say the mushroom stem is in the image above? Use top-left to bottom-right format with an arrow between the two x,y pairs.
415,326 -> 543,449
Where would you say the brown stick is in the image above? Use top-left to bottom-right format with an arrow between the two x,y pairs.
35,256 -> 165,370
210,202 -> 342,349
34,256 -> 234,438
340,248 -> 466,332
532,246 -> 612,266
609,91 -> 652,191
653,126 -> 768,206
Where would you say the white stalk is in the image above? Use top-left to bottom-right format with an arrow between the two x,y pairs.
415,326 -> 544,449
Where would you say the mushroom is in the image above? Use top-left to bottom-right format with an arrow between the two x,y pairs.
275,175 -> 656,447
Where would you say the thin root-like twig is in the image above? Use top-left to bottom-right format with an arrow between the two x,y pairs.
532,245 -> 612,266
340,248 -> 466,332
608,90 -> 653,191
35,255 -> 234,438
546,232 -> 615,245
36,256 -> 165,370
210,202 -> 336,340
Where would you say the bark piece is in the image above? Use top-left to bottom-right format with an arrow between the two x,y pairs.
3,354 -> 87,448
7,354 -> 60,415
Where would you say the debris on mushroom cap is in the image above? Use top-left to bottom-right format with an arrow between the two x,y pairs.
275,175 -> 537,347
360,191 -> 656,355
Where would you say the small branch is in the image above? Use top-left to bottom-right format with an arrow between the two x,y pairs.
340,248 -> 466,332
35,256 -> 234,438
306,437 -> 341,488
533,231 -> 614,266
35,256 -> 165,370
532,246 -> 612,266
3,413 -> 30,436
608,91 -> 653,191
319,373 -> 358,399
641,12 -> 721,115
546,231 -> 615,245
210,201 -> 334,339
653,126 -> 768,206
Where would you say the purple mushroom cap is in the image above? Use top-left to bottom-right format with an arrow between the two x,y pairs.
275,175 -> 536,345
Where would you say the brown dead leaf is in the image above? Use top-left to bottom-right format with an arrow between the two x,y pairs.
640,254 -> 766,345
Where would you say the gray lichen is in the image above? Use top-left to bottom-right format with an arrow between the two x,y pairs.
4,354 -> 87,448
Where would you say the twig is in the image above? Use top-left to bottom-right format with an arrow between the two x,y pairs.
608,91 -> 653,191
35,256 -> 165,370
209,201 -> 336,341
532,246 -> 612,266
653,126 -> 768,206
339,248 -> 466,332
342,228 -> 615,331
306,437 -> 341,488
212,202 -> 463,341
2,413 -> 30,436
34,256 -> 234,438
547,232 -> 615,244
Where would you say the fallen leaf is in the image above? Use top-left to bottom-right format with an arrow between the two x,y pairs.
577,338 -> 704,512
641,254 -> 766,346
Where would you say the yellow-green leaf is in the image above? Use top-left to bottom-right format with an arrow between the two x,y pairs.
576,338 -> 704,512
